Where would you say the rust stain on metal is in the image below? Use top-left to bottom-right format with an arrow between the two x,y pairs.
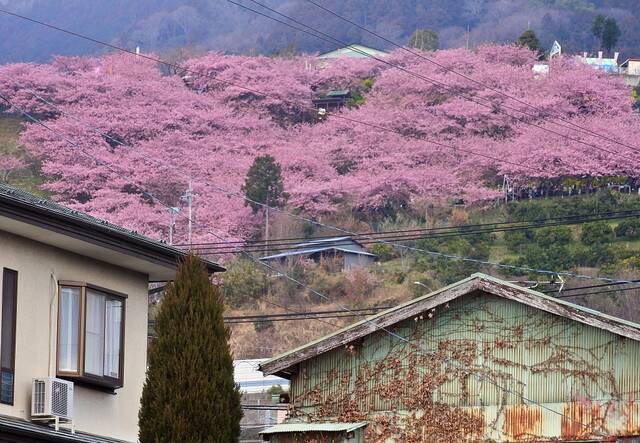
623,399 -> 640,435
561,402 -> 601,440
503,404 -> 542,441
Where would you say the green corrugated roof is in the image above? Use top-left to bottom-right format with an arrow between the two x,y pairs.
260,273 -> 640,375
260,422 -> 367,434
325,90 -> 350,97
318,44 -> 388,59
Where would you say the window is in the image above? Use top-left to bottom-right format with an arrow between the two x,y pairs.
57,283 -> 125,390
0,269 -> 17,405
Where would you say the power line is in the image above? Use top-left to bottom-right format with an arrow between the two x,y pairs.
298,0 -> 640,154
1,10 -> 637,286
18,87 -> 635,284
148,306 -> 391,326
557,285 -> 640,298
0,14 -> 629,434
0,7 -> 554,176
186,211 -> 640,254
178,209 -> 640,250
544,279 -> 640,293
0,87 -> 613,438
229,0 -> 639,163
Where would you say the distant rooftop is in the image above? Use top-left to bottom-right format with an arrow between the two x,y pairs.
318,44 -> 388,60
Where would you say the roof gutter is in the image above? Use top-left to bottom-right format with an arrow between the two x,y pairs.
0,194 -> 224,275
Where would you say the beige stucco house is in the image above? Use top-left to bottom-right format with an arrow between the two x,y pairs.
0,184 -> 223,442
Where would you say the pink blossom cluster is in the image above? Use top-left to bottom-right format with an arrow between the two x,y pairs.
0,45 -> 638,243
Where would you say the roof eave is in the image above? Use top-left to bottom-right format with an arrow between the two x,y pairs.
0,192 -> 224,277
260,274 -> 640,377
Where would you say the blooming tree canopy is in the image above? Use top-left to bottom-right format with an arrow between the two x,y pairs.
0,45 -> 638,243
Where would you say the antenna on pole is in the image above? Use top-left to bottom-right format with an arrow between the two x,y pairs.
466,24 -> 470,50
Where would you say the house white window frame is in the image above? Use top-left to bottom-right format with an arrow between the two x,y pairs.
57,281 -> 126,390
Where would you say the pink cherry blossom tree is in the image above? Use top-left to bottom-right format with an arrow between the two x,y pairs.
0,45 -> 637,244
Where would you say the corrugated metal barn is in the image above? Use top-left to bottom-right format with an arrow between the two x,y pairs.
260,274 -> 640,442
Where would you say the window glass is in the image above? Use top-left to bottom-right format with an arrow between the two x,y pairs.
59,287 -> 80,372
85,290 -> 105,376
104,298 -> 123,379
1,269 -> 17,405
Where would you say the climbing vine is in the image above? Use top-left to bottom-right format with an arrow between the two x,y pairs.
285,295 -> 639,442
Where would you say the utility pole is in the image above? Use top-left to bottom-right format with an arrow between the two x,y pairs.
264,189 -> 270,255
168,207 -> 179,245
180,181 -> 193,246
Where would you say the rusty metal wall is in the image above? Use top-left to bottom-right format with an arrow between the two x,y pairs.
289,293 -> 640,441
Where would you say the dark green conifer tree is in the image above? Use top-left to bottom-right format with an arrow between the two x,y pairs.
139,255 -> 242,443
516,29 -> 544,58
242,155 -> 288,213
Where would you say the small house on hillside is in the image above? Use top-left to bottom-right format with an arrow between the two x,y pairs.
312,90 -> 352,112
260,274 -> 640,442
621,58 -> 640,75
260,237 -> 377,271
318,44 -> 388,60
620,58 -> 640,87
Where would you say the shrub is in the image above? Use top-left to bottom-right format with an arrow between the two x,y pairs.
221,259 -> 268,307
450,208 -> 470,226
580,221 -> 614,245
267,385 -> 286,395
515,243 -> 576,271
254,320 -> 275,333
533,226 -> 573,248
369,243 -> 397,261
416,237 -> 487,284
346,267 -> 380,297
503,230 -> 532,249
575,243 -> 615,267
307,269 -> 349,302
622,256 -> 640,269
615,219 -> 640,240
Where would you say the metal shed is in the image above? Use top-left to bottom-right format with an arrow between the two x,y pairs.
260,274 -> 640,442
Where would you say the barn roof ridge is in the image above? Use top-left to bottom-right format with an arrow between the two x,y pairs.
260,273 -> 640,377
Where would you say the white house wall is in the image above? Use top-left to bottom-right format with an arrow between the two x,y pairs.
0,229 -> 148,442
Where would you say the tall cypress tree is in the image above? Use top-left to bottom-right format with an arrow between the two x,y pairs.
139,255 -> 242,443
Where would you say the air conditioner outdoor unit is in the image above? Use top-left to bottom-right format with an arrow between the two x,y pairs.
31,377 -> 74,421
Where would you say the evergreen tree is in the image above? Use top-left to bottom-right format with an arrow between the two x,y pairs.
592,14 -> 606,42
242,154 -> 288,213
139,255 -> 242,443
592,15 -> 621,52
407,29 -> 439,51
602,18 -> 621,52
516,29 -> 544,58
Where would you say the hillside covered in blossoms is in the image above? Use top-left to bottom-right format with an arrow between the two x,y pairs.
0,45 -> 638,244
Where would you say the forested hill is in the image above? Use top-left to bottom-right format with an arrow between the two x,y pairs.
1,0 -> 639,63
